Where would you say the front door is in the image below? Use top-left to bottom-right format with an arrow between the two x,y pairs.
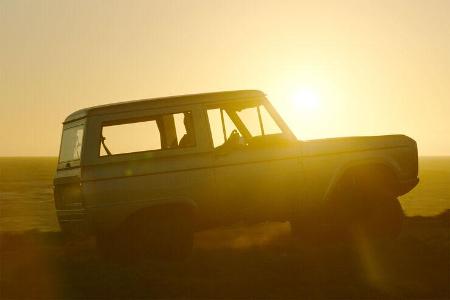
205,100 -> 301,224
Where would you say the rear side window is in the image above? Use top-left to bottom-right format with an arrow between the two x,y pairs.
101,120 -> 161,155
100,111 -> 195,156
59,125 -> 84,163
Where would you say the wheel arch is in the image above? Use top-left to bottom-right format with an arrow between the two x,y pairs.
95,197 -> 197,235
124,197 -> 196,221
323,159 -> 401,202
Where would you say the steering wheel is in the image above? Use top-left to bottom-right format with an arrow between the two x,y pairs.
226,129 -> 241,146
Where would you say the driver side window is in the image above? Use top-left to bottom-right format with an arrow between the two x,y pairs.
207,108 -> 239,148
206,101 -> 283,149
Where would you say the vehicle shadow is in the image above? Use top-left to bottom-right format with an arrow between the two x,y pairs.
1,211 -> 449,299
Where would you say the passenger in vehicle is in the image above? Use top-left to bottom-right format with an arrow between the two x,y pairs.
179,112 -> 195,147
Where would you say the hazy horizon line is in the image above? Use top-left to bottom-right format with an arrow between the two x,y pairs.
1,155 -> 449,158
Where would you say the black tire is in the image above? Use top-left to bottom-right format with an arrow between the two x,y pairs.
342,176 -> 405,240
356,196 -> 404,239
97,206 -> 194,261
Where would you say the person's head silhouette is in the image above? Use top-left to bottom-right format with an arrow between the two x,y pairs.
179,112 -> 195,147
184,112 -> 193,133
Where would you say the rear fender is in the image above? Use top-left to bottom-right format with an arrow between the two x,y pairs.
93,197 -> 197,234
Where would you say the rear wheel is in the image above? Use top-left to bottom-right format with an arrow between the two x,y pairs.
97,206 -> 194,261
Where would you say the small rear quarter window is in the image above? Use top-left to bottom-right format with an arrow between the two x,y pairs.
59,125 -> 84,163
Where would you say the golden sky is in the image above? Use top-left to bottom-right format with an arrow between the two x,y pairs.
1,0 -> 449,156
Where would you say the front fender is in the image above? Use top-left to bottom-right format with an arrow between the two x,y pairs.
322,157 -> 401,203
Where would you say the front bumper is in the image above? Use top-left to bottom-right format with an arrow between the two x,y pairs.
398,177 -> 419,196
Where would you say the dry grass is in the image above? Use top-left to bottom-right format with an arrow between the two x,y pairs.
1,211 -> 449,299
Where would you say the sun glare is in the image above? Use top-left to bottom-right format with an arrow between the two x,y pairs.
292,88 -> 320,112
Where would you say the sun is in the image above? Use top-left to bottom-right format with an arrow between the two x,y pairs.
267,86 -> 326,139
291,88 -> 320,112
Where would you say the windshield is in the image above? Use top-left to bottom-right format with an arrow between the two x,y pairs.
59,125 -> 84,163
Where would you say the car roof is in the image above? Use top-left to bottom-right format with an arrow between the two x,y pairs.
64,90 -> 265,123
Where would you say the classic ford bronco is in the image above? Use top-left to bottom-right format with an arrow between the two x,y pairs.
54,90 -> 419,258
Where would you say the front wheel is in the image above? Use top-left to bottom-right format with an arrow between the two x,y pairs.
290,195 -> 404,242
356,196 -> 404,240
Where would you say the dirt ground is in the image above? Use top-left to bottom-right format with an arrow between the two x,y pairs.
1,211 -> 449,299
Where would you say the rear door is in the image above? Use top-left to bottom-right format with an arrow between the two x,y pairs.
81,105 -> 216,232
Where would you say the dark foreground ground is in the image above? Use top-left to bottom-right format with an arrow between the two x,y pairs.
1,211 -> 449,299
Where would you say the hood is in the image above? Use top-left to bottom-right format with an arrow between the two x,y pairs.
301,134 -> 417,156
